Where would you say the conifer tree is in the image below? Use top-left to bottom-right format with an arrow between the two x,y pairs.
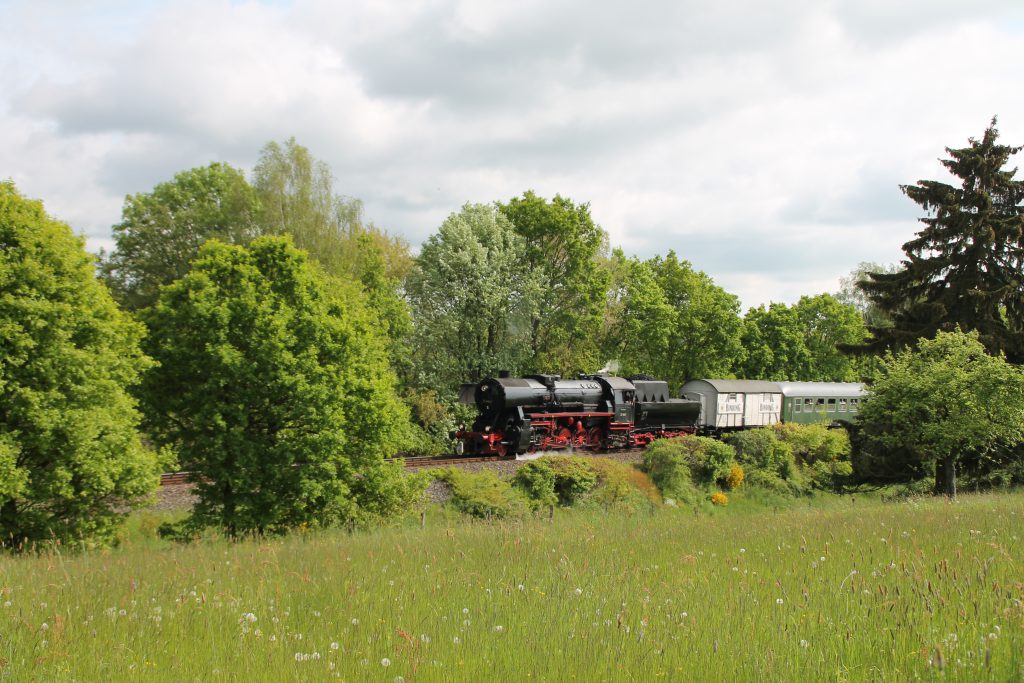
859,119 -> 1024,362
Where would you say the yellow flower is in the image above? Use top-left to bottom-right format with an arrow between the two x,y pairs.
710,492 -> 729,506
726,465 -> 744,490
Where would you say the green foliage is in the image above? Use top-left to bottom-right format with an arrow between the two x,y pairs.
407,203 -> 541,390
0,182 -> 166,549
859,119 -> 1024,363
432,468 -> 529,519
648,251 -> 745,385
253,138 -> 414,384
512,457 -> 598,509
140,236 -> 413,537
601,250 -> 676,377
582,459 -> 662,513
740,295 -> 867,381
498,191 -> 609,375
643,435 -> 738,494
725,429 -> 804,489
856,330 -> 1024,496
772,423 -> 850,466
100,162 -> 260,311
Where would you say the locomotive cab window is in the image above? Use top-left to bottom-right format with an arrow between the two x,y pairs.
827,398 -> 836,412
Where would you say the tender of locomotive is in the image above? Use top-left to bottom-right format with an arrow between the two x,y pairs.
455,373 -> 700,456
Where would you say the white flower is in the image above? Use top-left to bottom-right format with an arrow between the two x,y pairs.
269,635 -> 277,642
3,601 -> 11,608
517,584 -> 525,591
574,588 -> 583,595
453,636 -> 461,644
776,598 -> 784,605
800,639 -> 809,648
381,658 -> 391,667
241,612 -> 257,623
739,548 -> 746,553
420,634 -> 430,643
330,642 -> 339,650
119,609 -> 127,616
40,623 -> 49,631
462,608 -> 469,614
819,556 -> 826,562
351,618 -> 360,626
494,625 -> 504,633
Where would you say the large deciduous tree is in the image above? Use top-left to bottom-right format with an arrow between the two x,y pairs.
100,162 -> 260,311
140,236 -> 414,536
858,119 -> 1024,362
856,330 -> 1024,497
648,251 -> 744,385
407,204 -> 540,391
0,182 -> 164,549
253,138 -> 413,380
498,191 -> 609,375
739,295 -> 866,381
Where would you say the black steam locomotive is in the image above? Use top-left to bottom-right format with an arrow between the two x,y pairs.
454,372 -> 700,456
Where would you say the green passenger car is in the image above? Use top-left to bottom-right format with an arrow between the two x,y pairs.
777,381 -> 866,426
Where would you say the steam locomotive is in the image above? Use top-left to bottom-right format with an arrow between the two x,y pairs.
454,372 -> 700,456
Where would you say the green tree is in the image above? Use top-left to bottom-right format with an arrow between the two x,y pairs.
100,162 -> 260,311
140,236 -> 413,536
857,330 -> 1024,497
600,250 -> 676,377
0,182 -> 164,549
648,251 -> 744,385
739,295 -> 866,381
859,119 -> 1024,362
498,192 -> 609,374
836,261 -> 900,330
407,203 -> 540,391
738,303 -> 810,380
253,138 -> 414,380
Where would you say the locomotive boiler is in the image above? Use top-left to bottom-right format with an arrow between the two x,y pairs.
454,372 -> 700,456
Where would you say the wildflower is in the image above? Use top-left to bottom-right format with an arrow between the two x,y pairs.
331,642 -> 339,650
269,635 -> 277,642
453,636 -> 461,644
395,678 -> 405,683
40,623 -> 49,631
680,612 -> 688,618
517,584 -> 525,591
710,492 -> 729,506
494,625 -> 504,633
420,634 -> 431,643
241,612 -> 257,623
739,548 -> 746,554
800,640 -> 809,648
988,632 -> 998,641
381,658 -> 391,667
776,598 -> 784,605
3,601 -> 11,608
575,588 -> 583,595
462,608 -> 469,615
351,618 -> 360,626
819,556 -> 826,562
119,609 -> 127,616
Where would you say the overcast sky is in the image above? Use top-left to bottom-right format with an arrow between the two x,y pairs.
3,0 -> 1023,308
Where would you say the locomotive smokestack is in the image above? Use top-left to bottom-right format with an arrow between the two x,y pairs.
498,370 -> 511,378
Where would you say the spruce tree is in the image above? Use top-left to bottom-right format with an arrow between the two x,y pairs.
859,119 -> 1024,362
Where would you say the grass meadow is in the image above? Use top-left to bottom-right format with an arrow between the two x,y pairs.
1,492 -> 1022,681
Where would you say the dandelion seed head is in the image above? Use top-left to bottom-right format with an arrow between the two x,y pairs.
40,623 -> 49,631
351,618 -> 360,626
776,598 -> 784,605
800,639 -> 809,648
381,658 -> 391,667
494,625 -> 504,632
330,642 -> 339,650
575,588 -> 583,595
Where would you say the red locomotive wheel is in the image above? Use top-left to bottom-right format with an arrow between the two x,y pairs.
585,427 -> 605,450
556,427 -> 573,447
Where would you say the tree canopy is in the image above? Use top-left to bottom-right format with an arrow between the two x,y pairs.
498,191 -> 609,375
407,203 -> 540,391
140,236 -> 414,536
100,162 -> 260,310
856,330 -> 1024,496
859,119 -> 1024,362
0,182 -> 165,549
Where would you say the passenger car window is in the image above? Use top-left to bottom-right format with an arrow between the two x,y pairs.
827,398 -> 836,412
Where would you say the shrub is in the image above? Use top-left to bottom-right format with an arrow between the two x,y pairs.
772,423 -> 851,466
725,465 -> 745,490
725,429 -> 798,482
512,457 -> 598,509
643,435 -> 738,491
710,492 -> 729,506
583,459 -> 661,512
432,469 -> 529,519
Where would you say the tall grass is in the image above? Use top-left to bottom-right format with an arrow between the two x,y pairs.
1,493 -> 1021,681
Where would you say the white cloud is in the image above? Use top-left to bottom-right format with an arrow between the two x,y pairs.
2,0 -> 1023,308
